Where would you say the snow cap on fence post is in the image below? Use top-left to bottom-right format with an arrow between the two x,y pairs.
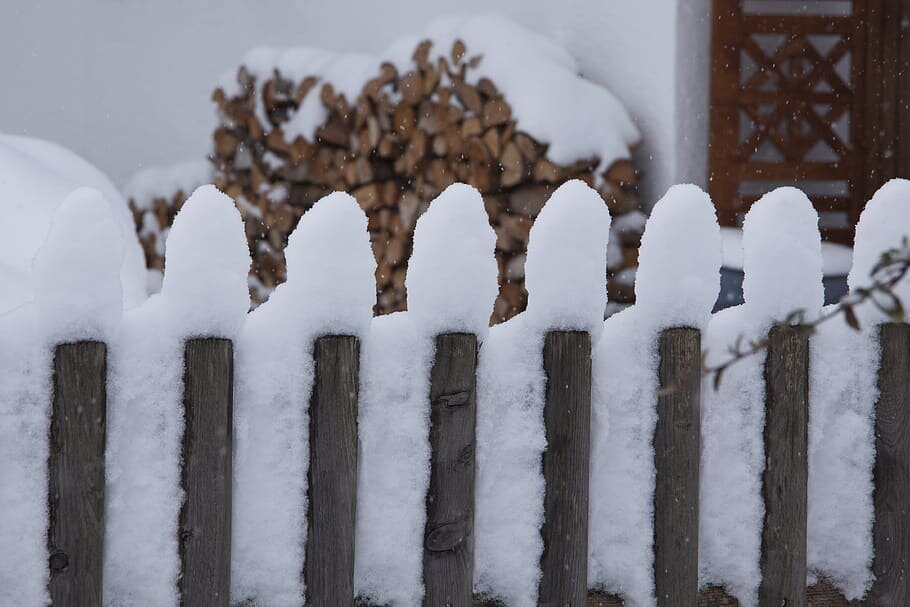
524,179 -> 611,333
283,191 -> 376,336
33,187 -> 124,341
160,184 -> 251,336
849,178 -> 910,325
742,186 -> 824,322
634,184 -> 721,329
406,182 -> 498,336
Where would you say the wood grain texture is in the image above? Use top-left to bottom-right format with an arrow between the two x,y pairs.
653,328 -> 701,607
48,341 -> 107,607
423,333 -> 478,607
539,330 -> 592,607
305,335 -> 360,607
759,325 -> 810,607
870,323 -> 910,606
179,338 -> 233,607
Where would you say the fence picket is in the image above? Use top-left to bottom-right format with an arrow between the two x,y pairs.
305,335 -> 360,607
179,338 -> 234,607
538,330 -> 592,607
423,333 -> 478,607
870,322 -> 910,605
759,325 -> 810,607
48,341 -> 107,607
653,328 -> 701,607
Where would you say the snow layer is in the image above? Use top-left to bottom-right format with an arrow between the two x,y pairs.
524,180 -> 612,333
808,178 -> 910,598
700,187 -> 823,605
354,312 -> 433,606
355,184 -> 496,605
0,133 -> 147,312
474,179 -> 611,606
104,186 -> 250,607
0,304 -> 49,607
589,185 -> 720,606
33,188 -> 125,342
226,14 -> 640,178
406,183 -> 499,336
0,189 -> 129,605
232,192 -> 375,605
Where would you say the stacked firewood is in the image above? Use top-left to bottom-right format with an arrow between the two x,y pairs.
135,38 -> 645,321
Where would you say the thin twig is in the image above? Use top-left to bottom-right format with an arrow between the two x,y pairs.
704,238 -> 910,389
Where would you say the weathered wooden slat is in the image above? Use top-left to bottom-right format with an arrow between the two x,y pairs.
179,338 -> 233,607
538,330 -> 592,607
305,335 -> 360,607
870,323 -> 910,605
423,333 -> 478,607
653,328 -> 701,607
759,325 -> 810,607
48,341 -> 107,607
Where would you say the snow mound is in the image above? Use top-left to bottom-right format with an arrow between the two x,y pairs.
406,183 -> 498,336
233,191 -> 375,605
589,184 -> 720,606
634,184 -> 721,328
475,179 -> 612,606
0,133 -> 147,311
104,186 -> 250,606
524,179 -> 612,333
225,14 -> 640,178
33,188 -> 124,342
701,187 -> 823,605
160,185 -> 251,336
849,178 -> 910,324
808,178 -> 910,599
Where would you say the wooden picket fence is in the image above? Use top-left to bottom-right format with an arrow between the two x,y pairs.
45,324 -> 909,607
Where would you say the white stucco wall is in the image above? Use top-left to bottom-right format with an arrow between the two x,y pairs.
0,0 -> 712,204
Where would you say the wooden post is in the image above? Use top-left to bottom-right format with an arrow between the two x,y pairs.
305,336 -> 359,607
759,325 -> 810,607
653,328 -> 700,607
47,341 -> 107,607
423,333 -> 478,607
538,330 -> 592,607
179,338 -> 233,607
870,323 -> 910,605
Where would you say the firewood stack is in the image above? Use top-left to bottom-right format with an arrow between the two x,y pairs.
134,38 -> 645,321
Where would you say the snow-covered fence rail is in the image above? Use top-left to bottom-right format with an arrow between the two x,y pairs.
2,180 -> 910,607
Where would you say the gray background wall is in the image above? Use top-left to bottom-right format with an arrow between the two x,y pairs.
0,0 -> 713,204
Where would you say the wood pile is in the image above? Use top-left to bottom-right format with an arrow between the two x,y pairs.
134,38 -> 645,321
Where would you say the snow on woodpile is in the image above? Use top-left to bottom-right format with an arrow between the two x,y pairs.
589,184 -> 720,606
474,180 -> 610,607
104,186 -> 250,607
0,133 -> 147,312
808,178 -> 910,599
199,13 -> 643,317
700,187 -> 823,605
355,183 -> 497,605
233,192 -> 375,605
124,160 -> 214,293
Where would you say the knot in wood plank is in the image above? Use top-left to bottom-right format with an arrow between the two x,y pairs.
425,521 -> 467,552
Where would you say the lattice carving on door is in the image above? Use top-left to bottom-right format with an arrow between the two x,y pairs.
709,0 -> 873,244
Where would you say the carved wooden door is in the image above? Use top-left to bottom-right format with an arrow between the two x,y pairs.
709,0 -> 909,244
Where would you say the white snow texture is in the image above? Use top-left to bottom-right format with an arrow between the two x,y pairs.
2,178 -> 908,607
